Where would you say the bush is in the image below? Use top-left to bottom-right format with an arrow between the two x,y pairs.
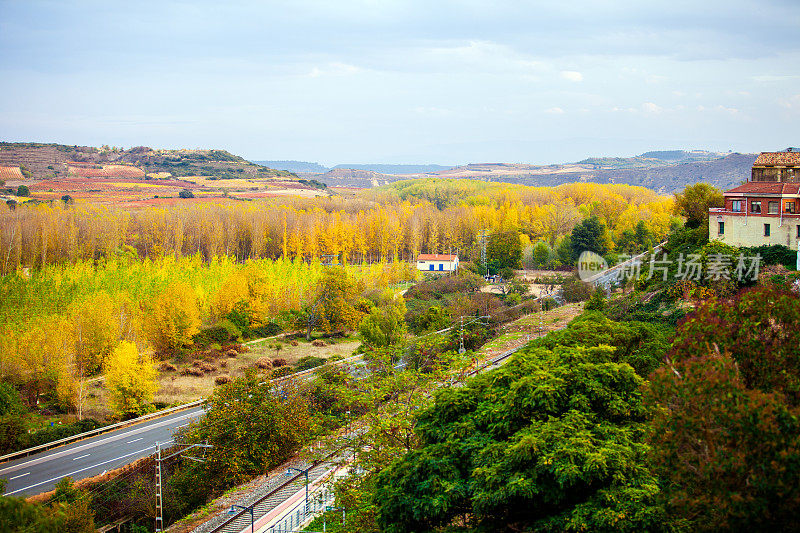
741,244 -> 797,271
272,358 -> 288,367
561,275 -> 593,302
214,376 -> 232,386
311,340 -> 326,347
158,362 -> 178,372
255,357 -> 273,370
271,366 -> 295,378
16,185 -> 30,197
296,356 -> 326,371
584,288 -> 607,311
178,189 -> 194,199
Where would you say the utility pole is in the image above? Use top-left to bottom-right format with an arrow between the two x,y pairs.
459,316 -> 465,354
155,442 -> 163,533
155,442 -> 213,532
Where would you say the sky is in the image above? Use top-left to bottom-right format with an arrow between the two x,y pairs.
0,0 -> 798,166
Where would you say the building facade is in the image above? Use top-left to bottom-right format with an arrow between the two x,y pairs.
709,151 -> 800,252
416,254 -> 459,272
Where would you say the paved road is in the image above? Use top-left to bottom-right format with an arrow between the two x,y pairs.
0,406 -> 205,497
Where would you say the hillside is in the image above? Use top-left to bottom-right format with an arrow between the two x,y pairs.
290,150 -> 756,193
0,142 -> 295,182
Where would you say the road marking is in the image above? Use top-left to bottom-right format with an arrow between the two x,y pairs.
72,454 -> 90,461
10,472 -> 29,480
177,423 -> 189,428
127,438 -> 143,444
5,446 -> 157,496
0,408 -> 204,475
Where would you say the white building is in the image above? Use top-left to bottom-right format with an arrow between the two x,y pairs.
416,254 -> 459,273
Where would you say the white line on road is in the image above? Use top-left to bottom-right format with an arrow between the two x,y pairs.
127,438 -> 143,444
5,446 -> 157,496
71,454 -> 90,461
9,472 -> 29,480
0,408 -> 203,475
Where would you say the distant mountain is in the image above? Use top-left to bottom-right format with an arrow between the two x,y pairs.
332,164 -> 451,175
435,153 -> 755,194
0,142 -> 296,181
254,160 -> 329,173
314,151 -> 757,193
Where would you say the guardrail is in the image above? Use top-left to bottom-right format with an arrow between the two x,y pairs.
585,242 -> 666,286
0,399 -> 204,464
0,345 -> 368,466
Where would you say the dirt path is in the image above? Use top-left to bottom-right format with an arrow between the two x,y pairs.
475,302 -> 584,363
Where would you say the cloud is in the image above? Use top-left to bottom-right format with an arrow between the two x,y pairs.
560,70 -> 583,82
752,75 -> 800,82
545,107 -> 565,114
641,102 -> 663,113
307,62 -> 361,78
780,94 -> 800,111
423,40 -> 544,75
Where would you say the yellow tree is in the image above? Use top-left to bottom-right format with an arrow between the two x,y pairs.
104,341 -> 157,417
146,281 -> 201,356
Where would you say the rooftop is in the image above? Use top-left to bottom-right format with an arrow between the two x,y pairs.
724,182 -> 800,195
417,254 -> 458,261
753,151 -> 800,166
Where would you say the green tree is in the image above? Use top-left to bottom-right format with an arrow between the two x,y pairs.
359,304 -> 407,348
181,370 -> 312,490
532,241 -> 550,268
569,215 -> 609,261
374,343 -> 668,532
16,185 -> 29,197
487,229 -> 522,271
674,183 -> 723,229
301,268 -> 363,340
104,341 -> 157,418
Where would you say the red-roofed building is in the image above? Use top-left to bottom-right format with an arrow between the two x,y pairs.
709,150 -> 800,252
416,254 -> 459,272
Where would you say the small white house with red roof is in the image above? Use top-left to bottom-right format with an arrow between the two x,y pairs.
709,150 -> 800,250
416,254 -> 459,273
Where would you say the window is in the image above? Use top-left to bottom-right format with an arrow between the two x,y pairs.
731,200 -> 743,212
751,201 -> 762,213
718,221 -> 725,235
786,201 -> 796,214
439,263 -> 444,271
764,223 -> 771,237
768,201 -> 779,214
429,264 -> 434,271
797,225 -> 800,238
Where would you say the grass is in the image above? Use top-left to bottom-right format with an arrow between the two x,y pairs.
303,511 -> 346,532
155,334 -> 362,405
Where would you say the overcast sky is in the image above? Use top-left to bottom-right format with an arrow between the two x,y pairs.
0,0 -> 798,165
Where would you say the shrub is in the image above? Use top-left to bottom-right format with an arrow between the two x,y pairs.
296,356 -> 326,371
271,366 -> 295,378
214,376 -> 232,386
158,362 -> 178,372
272,358 -> 288,367
16,184 -> 30,197
180,367 -> 204,377
312,340 -> 326,347
178,189 -> 194,199
561,275 -> 593,302
255,357 -> 273,370
225,349 -> 238,358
